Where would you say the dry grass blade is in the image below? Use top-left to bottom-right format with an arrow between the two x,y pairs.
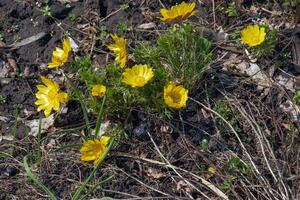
225,95 -> 291,200
189,97 -> 280,199
110,166 -> 175,199
113,151 -> 229,199
146,131 -> 212,200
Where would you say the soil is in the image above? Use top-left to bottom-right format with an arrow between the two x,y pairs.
1,0 -> 300,200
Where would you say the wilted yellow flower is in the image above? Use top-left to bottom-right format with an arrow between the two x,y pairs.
92,84 -> 106,97
164,82 -> 188,109
241,25 -> 266,47
122,64 -> 154,88
48,38 -> 71,68
80,136 -> 111,165
208,167 -> 216,174
160,1 -> 198,23
107,34 -> 127,67
35,76 -> 69,117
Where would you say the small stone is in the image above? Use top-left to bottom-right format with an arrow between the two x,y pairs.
133,123 -> 149,140
137,111 -> 147,121
7,58 -> 17,72
23,66 -> 30,77
0,41 -> 5,47
4,166 -> 19,176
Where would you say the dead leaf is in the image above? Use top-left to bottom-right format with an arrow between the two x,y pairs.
0,41 -> 6,48
25,115 -> 55,137
222,54 -> 241,69
137,22 -> 156,30
275,72 -> 296,92
0,135 -> 14,142
0,116 -> 9,122
24,66 -> 30,77
160,125 -> 173,134
7,32 -> 47,49
280,100 -> 300,123
146,168 -> 165,179
90,120 -> 113,136
176,180 -> 194,194
57,0 -> 79,3
236,62 -> 272,89
7,58 -> 17,72
68,36 -> 79,52
295,75 -> 300,90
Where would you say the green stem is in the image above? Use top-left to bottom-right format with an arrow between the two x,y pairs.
78,174 -> 114,200
23,156 -> 58,200
62,71 -> 91,136
95,95 -> 107,138
79,100 -> 92,136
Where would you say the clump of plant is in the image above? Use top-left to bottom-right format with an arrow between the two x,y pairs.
134,23 -> 212,89
213,100 -> 240,134
293,90 -> 300,104
221,156 -> 251,191
31,0 -> 212,167
225,1 -> 238,17
240,23 -> 278,58
71,58 -> 167,116
26,1 -> 214,199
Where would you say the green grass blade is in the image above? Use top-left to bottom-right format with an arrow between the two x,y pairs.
23,156 -> 58,200
79,100 -> 92,136
95,95 -> 106,138
78,174 -> 114,200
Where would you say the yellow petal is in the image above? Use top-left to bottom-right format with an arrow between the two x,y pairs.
63,38 -> 71,53
36,85 -> 49,94
159,1 -> 197,23
48,61 -> 62,68
44,107 -> 52,117
52,47 -> 65,58
57,92 -> 69,103
108,34 -> 127,67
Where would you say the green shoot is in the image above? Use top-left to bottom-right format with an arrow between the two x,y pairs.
23,156 -> 58,200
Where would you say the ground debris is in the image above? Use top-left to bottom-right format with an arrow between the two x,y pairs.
25,115 -> 55,137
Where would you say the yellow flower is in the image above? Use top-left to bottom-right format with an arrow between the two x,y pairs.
164,82 -> 188,109
35,76 -> 69,117
160,1 -> 198,23
122,64 -> 154,88
91,84 -> 106,97
48,38 -> 71,68
107,34 -> 127,67
80,136 -> 111,165
241,25 -> 266,47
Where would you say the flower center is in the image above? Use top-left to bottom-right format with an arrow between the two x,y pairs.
135,76 -> 146,83
169,92 -> 181,103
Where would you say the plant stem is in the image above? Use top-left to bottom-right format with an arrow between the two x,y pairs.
23,156 -> 58,200
95,95 -> 107,138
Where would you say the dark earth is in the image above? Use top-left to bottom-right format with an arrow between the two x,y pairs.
1,0 -> 300,199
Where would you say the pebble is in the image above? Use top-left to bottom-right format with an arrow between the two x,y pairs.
7,58 -> 17,72
133,122 -> 149,140
0,41 -> 5,47
3,166 -> 19,177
